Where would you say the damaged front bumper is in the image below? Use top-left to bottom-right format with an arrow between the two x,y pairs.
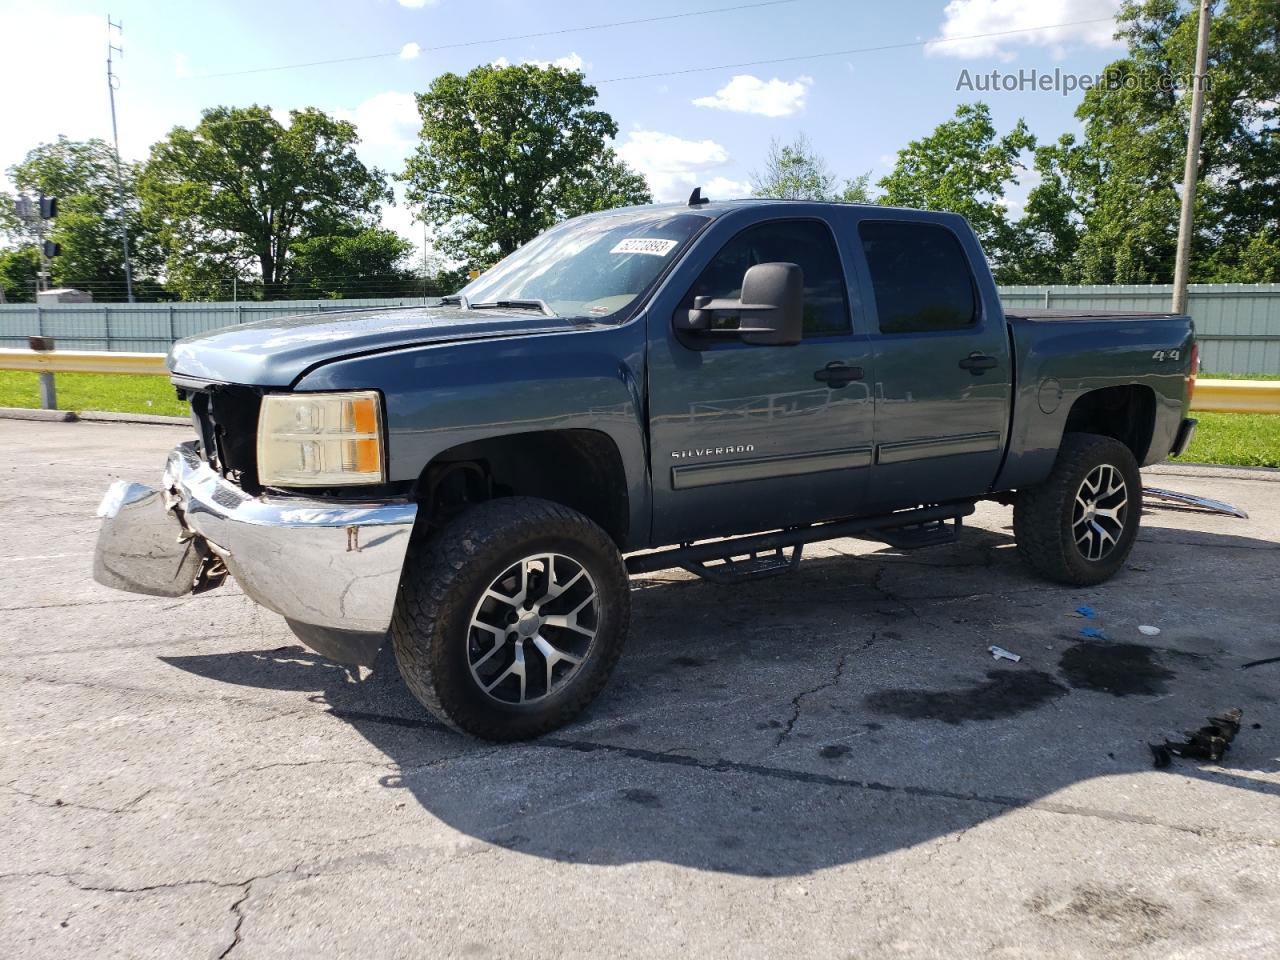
94,441 -> 417,663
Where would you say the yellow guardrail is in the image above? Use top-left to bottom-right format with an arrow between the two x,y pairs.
0,350 -> 1277,413
0,348 -> 169,376
1192,378 -> 1280,414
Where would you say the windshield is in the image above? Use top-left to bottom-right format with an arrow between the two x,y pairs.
457,210 -> 708,321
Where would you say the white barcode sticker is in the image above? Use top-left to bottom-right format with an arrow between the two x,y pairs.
610,237 -> 678,256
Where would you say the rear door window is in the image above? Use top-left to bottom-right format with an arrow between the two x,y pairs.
858,221 -> 977,333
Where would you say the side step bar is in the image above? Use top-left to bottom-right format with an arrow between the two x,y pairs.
625,503 -> 975,576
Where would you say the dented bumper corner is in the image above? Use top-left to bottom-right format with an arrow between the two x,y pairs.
93,441 -> 418,650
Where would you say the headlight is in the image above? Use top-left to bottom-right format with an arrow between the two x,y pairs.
257,391 -> 385,487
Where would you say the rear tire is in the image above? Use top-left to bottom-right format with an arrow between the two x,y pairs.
1014,433 -> 1142,586
391,497 -> 630,741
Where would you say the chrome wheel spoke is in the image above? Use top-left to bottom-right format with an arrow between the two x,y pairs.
484,638 -> 527,701
541,590 -> 597,636
531,634 -> 582,692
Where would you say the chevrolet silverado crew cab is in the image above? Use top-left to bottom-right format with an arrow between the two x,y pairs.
94,195 -> 1198,741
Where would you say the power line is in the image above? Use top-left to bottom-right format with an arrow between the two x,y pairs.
598,17 -> 1119,82
197,0 -> 803,79
174,15 -> 1122,135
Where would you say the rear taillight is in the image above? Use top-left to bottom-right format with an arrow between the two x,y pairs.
1187,341 -> 1199,405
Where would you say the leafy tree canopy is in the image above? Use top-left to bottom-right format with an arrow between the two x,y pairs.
878,103 -> 1035,281
750,134 -> 873,203
401,63 -> 651,266
1017,0 -> 1279,283
140,105 -> 391,298
289,228 -> 415,299
6,136 -> 157,297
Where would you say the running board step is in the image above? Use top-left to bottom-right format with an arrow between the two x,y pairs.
681,544 -> 803,584
870,517 -> 962,550
625,503 -> 975,577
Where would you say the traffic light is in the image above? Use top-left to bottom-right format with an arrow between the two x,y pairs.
42,240 -> 61,258
39,196 -> 58,219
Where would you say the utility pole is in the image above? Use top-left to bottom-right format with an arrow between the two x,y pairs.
107,15 -> 135,303
1171,0 -> 1212,316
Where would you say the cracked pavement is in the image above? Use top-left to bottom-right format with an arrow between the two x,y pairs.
1,419 -> 1278,958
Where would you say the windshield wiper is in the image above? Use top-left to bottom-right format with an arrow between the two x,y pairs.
438,294 -> 470,309
468,298 -> 557,318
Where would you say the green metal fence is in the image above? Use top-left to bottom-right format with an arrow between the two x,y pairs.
3,285 -> 1279,374
0,297 -> 425,353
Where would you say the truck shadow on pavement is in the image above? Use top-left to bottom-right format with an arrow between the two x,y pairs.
161,521 -> 1280,877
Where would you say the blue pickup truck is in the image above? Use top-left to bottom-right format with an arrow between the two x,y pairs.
94,196 -> 1198,740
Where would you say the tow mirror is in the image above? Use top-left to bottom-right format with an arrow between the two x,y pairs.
676,262 -> 804,346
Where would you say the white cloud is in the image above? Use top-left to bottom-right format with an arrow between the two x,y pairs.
926,0 -> 1122,61
397,0 -> 440,8
174,52 -> 191,79
617,129 -> 733,202
692,75 -> 812,118
491,52 -> 585,71
334,91 -> 421,149
400,42 -> 421,60
703,176 -> 752,199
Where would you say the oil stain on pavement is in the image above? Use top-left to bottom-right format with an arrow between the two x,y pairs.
864,670 -> 1068,724
1058,641 -> 1178,697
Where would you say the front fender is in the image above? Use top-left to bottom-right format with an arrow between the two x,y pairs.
294,323 -> 652,548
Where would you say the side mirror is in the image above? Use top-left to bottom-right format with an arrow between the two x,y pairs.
676,262 -> 804,346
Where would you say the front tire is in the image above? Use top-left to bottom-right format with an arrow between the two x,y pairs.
1014,433 -> 1142,586
391,497 -> 630,741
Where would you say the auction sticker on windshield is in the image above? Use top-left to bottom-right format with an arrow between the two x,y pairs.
611,238 -> 679,256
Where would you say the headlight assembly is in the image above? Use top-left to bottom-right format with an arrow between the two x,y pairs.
257,391 -> 385,487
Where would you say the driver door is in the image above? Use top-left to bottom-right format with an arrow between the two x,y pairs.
646,214 -> 875,544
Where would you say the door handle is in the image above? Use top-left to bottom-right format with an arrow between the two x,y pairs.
814,362 -> 864,387
958,352 -> 998,374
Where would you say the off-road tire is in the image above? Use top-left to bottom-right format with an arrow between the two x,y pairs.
1014,432 -> 1142,586
391,497 -> 630,741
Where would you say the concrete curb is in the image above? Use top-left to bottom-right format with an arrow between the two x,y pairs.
0,406 -> 77,422
1146,461 -> 1280,481
0,407 -> 189,427
77,411 -> 190,427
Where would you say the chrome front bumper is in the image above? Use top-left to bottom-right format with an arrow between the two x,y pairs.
94,441 -> 418,637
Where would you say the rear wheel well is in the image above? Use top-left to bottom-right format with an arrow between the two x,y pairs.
417,430 -> 630,547
1062,385 -> 1156,464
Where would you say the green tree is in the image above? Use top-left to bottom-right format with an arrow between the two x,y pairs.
6,136 -> 157,298
558,150 -> 652,218
0,246 -> 39,303
878,103 -> 1035,280
401,63 -> 650,265
140,105 -> 392,298
289,228 -> 415,299
750,134 -> 873,202
1024,0 -> 1279,283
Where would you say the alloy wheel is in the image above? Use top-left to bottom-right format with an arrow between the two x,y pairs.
1072,463 -> 1129,562
466,553 -> 599,704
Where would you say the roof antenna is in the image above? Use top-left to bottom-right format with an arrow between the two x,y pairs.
688,186 -> 710,206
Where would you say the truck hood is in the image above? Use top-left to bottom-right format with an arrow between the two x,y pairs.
167,305 -> 582,387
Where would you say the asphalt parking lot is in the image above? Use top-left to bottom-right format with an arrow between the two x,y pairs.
1,417 -> 1277,959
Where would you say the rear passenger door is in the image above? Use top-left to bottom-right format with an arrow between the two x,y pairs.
855,218 -> 1012,511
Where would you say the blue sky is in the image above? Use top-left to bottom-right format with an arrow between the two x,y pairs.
1,0 -> 1128,259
